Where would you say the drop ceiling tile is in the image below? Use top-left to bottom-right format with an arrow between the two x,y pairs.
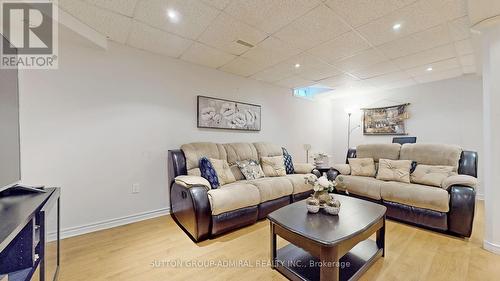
200,0 -> 231,10
274,4 -> 351,50
376,79 -> 416,91
224,0 -> 321,34
414,67 -> 463,83
292,53 -> 343,81
454,39 -> 474,56
448,16 -> 472,41
219,57 -> 267,77
197,13 -> 267,55
134,0 -> 220,40
393,44 -> 456,70
325,0 -> 416,27
332,48 -> 387,73
363,71 -> 411,87
59,0 -> 132,43
334,80 -> 377,94
429,0 -> 467,21
351,61 -> 399,79
127,21 -> 193,57
463,65 -> 477,74
275,75 -> 314,89
241,37 -> 302,68
181,43 -> 236,68
315,74 -> 359,88
459,54 -> 475,66
378,25 -> 452,59
85,0 -> 139,17
251,66 -> 295,83
308,31 -> 371,63
356,0 -> 444,46
406,57 -> 460,77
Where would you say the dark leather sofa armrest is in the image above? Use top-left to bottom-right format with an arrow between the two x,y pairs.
448,185 -> 476,238
170,182 -> 211,242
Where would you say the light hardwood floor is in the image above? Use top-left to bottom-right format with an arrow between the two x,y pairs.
57,201 -> 500,281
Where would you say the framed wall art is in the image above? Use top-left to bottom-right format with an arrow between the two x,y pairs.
362,103 -> 410,135
197,95 -> 261,131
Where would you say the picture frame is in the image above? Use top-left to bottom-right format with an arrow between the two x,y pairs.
197,95 -> 261,131
362,103 -> 410,135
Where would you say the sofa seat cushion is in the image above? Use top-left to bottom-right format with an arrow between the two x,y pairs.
336,175 -> 383,200
381,181 -> 449,212
207,182 -> 260,216
284,174 -> 314,194
247,177 -> 293,203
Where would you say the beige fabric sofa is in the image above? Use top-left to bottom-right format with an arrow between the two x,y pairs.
168,142 -> 315,241
332,143 -> 478,237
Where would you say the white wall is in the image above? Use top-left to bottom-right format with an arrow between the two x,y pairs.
18,29 -> 334,237
329,75 -> 484,196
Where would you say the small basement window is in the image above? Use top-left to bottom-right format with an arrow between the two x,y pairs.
293,87 -> 332,100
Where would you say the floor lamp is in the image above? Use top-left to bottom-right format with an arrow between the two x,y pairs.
346,108 -> 360,150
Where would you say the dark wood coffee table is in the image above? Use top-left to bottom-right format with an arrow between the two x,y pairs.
268,195 -> 386,281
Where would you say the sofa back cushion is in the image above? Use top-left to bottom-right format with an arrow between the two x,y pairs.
223,143 -> 259,165
356,144 -> 401,162
400,144 -> 463,172
253,142 -> 283,159
181,142 -> 227,171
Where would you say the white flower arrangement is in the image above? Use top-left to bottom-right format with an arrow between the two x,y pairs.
304,174 -> 336,193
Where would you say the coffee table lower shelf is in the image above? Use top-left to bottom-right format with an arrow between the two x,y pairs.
275,239 -> 382,281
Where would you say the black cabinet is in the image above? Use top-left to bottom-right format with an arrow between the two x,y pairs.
0,188 -> 60,281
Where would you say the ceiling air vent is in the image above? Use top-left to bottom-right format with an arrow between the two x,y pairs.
235,39 -> 254,48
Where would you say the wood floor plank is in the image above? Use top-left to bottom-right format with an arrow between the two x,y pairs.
55,201 -> 498,281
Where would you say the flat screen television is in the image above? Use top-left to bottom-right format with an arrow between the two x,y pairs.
0,37 -> 21,192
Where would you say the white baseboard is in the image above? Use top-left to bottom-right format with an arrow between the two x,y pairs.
484,240 -> 500,255
48,207 -> 170,241
476,193 -> 484,200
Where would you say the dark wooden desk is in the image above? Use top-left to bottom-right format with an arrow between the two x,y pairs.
268,195 -> 386,281
0,188 -> 60,281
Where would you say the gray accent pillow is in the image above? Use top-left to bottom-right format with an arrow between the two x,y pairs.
236,160 -> 265,180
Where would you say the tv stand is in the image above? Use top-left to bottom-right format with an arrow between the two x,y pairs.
0,187 -> 60,281
0,184 -> 46,196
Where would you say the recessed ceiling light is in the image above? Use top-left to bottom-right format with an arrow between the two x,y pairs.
426,67 -> 433,71
392,23 -> 402,31
294,63 -> 301,69
167,9 -> 180,23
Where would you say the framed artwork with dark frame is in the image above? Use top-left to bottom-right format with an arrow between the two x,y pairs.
197,95 -> 261,131
362,103 -> 410,135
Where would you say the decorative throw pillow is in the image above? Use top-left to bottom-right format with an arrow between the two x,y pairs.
208,158 -> 236,186
199,157 -> 220,189
348,158 -> 376,177
411,164 -> 456,187
236,159 -> 265,180
282,147 -> 295,174
376,159 -> 412,183
261,156 -> 287,177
